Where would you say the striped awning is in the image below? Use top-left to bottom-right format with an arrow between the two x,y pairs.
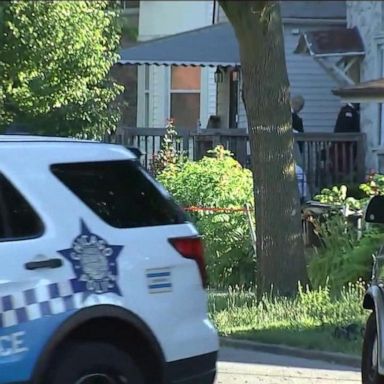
118,22 -> 240,67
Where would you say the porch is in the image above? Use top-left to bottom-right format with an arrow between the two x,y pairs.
109,127 -> 366,196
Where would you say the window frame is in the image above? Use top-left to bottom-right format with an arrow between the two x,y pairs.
168,66 -> 202,129
50,160 -> 188,229
0,173 -> 45,242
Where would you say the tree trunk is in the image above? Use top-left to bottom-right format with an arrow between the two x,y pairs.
219,0 -> 308,295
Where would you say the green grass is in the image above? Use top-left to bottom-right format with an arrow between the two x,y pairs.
208,284 -> 370,356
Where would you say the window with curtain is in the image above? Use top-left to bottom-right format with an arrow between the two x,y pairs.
170,66 -> 201,130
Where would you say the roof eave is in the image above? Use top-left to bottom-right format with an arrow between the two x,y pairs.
116,60 -> 240,67
332,90 -> 384,103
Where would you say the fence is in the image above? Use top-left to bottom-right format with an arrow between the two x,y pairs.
107,127 -> 366,194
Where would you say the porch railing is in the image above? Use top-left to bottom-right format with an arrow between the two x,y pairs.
107,127 -> 366,194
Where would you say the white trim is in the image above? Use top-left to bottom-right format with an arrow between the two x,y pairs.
170,89 -> 200,94
136,66 -> 146,127
164,66 -> 170,124
283,17 -> 346,25
310,52 -> 365,58
314,56 -> 355,86
200,67 -> 209,128
167,66 -> 202,128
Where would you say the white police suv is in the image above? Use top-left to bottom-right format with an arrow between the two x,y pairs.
0,136 -> 218,384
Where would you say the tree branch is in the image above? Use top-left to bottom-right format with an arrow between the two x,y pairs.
219,0 -> 269,23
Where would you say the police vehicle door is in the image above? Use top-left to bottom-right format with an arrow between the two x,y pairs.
0,171 -> 65,362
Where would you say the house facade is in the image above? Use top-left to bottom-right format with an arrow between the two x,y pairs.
133,0 -> 347,133
345,1 -> 384,171
136,1 -> 215,130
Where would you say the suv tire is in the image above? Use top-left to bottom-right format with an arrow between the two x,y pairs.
42,341 -> 145,384
362,312 -> 384,384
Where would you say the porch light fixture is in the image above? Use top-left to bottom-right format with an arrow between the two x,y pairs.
214,67 -> 224,83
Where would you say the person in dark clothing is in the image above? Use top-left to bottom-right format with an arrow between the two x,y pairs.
292,112 -> 304,133
332,103 -> 360,175
291,95 -> 305,133
334,103 -> 360,133
291,95 -> 305,155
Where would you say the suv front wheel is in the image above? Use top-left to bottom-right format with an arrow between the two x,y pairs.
43,341 -> 145,384
362,312 -> 384,384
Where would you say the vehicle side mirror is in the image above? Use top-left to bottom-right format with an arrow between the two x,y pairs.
365,195 -> 384,223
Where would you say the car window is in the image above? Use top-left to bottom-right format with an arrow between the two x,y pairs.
0,173 -> 44,241
51,160 -> 187,228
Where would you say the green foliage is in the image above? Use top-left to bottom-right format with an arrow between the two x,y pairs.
309,174 -> 384,289
209,283 -> 367,355
308,212 -> 384,289
314,185 -> 363,210
360,173 -> 384,196
314,174 -> 384,209
0,0 -> 123,138
151,119 -> 187,176
158,146 -> 255,288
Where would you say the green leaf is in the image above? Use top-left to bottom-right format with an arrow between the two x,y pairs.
0,0 -> 122,137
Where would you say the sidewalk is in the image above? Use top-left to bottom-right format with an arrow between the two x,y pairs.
220,337 -> 361,368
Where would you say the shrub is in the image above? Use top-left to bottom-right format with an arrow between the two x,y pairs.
313,185 -> 362,210
150,119 -> 186,176
309,176 -> 384,289
360,173 -> 384,196
308,212 -> 383,289
158,146 -> 255,288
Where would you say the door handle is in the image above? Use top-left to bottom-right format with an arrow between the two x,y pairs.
25,258 -> 63,270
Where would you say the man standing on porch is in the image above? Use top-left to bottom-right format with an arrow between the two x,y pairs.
291,95 -> 305,133
291,94 -> 305,159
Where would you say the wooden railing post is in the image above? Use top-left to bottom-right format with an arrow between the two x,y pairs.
356,133 -> 366,182
110,127 -> 367,194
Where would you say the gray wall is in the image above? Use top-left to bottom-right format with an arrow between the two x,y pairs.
236,24 -> 346,133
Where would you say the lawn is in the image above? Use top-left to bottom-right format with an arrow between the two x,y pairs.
208,284 -> 370,356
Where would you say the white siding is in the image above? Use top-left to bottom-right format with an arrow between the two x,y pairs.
217,73 -> 230,127
200,67 -> 217,128
136,65 -> 146,127
137,0 -> 215,128
153,66 -> 168,127
238,91 -> 247,129
237,23 -> 345,132
207,67 -> 217,124
347,1 -> 384,170
139,1 -> 212,40
285,24 -> 344,133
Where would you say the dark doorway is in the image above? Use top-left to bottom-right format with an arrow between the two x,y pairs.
229,69 -> 239,129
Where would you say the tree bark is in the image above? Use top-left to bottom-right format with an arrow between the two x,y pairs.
219,0 -> 308,295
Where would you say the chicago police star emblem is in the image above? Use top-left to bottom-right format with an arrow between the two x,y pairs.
59,220 -> 123,297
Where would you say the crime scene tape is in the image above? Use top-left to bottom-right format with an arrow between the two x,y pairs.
183,206 -> 248,213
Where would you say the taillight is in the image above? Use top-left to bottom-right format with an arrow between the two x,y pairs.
168,236 -> 207,288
